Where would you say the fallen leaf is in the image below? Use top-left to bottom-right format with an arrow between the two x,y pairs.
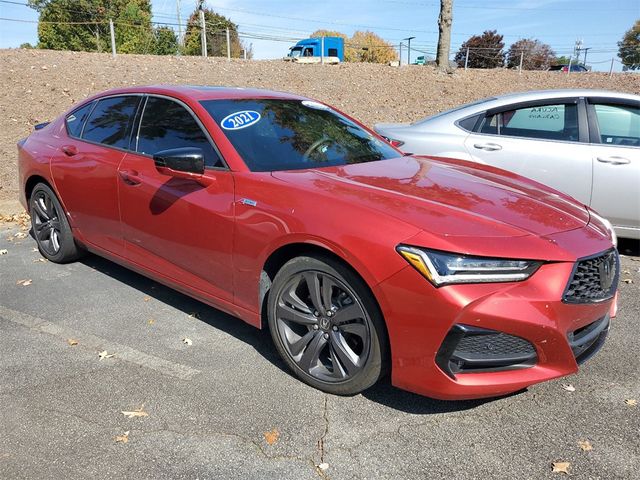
317,463 -> 329,472
578,440 -> 593,451
121,405 -> 149,418
33,258 -> 47,263
67,338 -> 79,346
562,384 -> 576,392
16,279 -> 32,286
143,296 -> 151,302
552,462 -> 570,474
623,278 -> 633,284
0,249 -> 7,255
98,350 -> 115,360
182,337 -> 193,346
31,247 -> 38,252
114,431 -> 130,443
13,232 -> 27,239
188,312 -> 201,319
622,269 -> 630,275
264,428 -> 280,445
147,318 -> 155,325
625,398 -> 637,406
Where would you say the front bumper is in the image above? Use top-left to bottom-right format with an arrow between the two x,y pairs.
373,260 -> 617,400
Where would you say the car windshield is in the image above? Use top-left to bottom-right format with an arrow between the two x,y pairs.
200,99 -> 399,172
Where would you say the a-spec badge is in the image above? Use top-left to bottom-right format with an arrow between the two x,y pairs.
220,110 -> 261,130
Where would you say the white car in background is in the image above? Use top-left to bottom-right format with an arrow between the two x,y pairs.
375,90 -> 640,240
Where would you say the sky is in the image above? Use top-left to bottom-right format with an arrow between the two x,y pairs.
0,0 -> 638,72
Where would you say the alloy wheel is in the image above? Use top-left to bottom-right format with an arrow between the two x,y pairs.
275,270 -> 371,383
31,190 -> 63,256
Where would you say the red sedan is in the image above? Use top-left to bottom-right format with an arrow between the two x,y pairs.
17,86 -> 619,400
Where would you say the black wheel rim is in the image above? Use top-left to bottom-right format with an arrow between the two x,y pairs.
275,271 -> 371,383
31,190 -> 62,256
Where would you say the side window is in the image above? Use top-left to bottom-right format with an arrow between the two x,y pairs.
328,48 -> 338,57
65,101 -> 95,138
82,96 -> 140,149
480,103 -> 578,142
457,113 -> 481,132
137,97 -> 223,168
593,103 -> 639,147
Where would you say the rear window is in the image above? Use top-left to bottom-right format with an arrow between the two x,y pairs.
82,96 -> 140,149
65,101 -> 95,138
200,99 -> 399,172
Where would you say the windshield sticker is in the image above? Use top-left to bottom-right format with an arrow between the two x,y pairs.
220,110 -> 261,130
301,100 -> 331,111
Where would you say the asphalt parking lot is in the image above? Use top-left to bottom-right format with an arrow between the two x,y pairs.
0,223 -> 638,479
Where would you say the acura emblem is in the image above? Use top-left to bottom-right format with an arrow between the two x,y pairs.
598,252 -> 617,292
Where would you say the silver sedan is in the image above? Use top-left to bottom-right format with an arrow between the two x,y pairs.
375,90 -> 640,240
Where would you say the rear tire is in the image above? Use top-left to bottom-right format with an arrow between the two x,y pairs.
29,183 -> 81,263
267,255 -> 388,395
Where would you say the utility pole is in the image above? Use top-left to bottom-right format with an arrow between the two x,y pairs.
109,19 -> 116,58
518,51 -> 523,74
403,36 -> 415,64
199,1 -> 207,58
582,47 -> 591,67
609,57 -> 614,76
226,27 -> 231,61
321,36 -> 325,64
464,46 -> 469,70
176,0 -> 183,47
399,42 -> 403,66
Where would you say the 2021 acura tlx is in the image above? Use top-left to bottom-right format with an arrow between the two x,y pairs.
17,86 -> 619,400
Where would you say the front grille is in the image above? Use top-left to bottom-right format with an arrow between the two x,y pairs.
563,249 -> 619,303
436,325 -> 537,377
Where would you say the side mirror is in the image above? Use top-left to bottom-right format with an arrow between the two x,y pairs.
153,147 -> 205,175
153,147 -> 215,187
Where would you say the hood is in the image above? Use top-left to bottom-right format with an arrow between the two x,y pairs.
273,156 -> 589,238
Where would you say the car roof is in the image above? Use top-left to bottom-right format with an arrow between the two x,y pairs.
84,85 -> 308,103
408,89 -> 640,129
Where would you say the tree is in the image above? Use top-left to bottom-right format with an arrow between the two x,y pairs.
152,26 -> 178,55
436,0 -> 453,69
553,55 -> 571,65
28,0 -> 155,53
618,19 -> 640,70
454,30 -> 505,68
182,8 -> 251,58
349,31 -> 397,63
506,38 -> 555,70
20,42 -> 35,49
310,29 -> 357,62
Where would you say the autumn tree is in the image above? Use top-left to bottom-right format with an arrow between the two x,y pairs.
349,31 -> 398,63
182,8 -> 251,58
436,0 -> 453,69
28,0 -> 155,53
454,30 -> 505,68
506,39 -> 555,70
618,19 -> 640,70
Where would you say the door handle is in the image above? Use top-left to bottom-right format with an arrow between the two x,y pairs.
596,156 -> 630,165
118,169 -> 142,185
473,142 -> 503,151
61,145 -> 77,156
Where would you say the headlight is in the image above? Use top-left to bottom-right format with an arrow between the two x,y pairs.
397,245 -> 542,286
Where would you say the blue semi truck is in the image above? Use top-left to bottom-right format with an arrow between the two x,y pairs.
286,37 -> 344,63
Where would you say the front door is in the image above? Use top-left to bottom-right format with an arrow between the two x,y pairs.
463,100 -> 593,205
117,95 -> 235,301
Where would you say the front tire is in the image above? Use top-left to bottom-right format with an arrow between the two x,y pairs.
29,183 -> 81,263
267,255 -> 388,395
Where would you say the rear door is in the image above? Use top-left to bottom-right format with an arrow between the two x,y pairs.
50,95 -> 141,255
463,99 -> 593,204
587,98 -> 640,236
118,95 -> 236,301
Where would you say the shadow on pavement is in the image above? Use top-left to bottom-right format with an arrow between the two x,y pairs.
618,238 -> 640,257
80,252 -> 500,415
